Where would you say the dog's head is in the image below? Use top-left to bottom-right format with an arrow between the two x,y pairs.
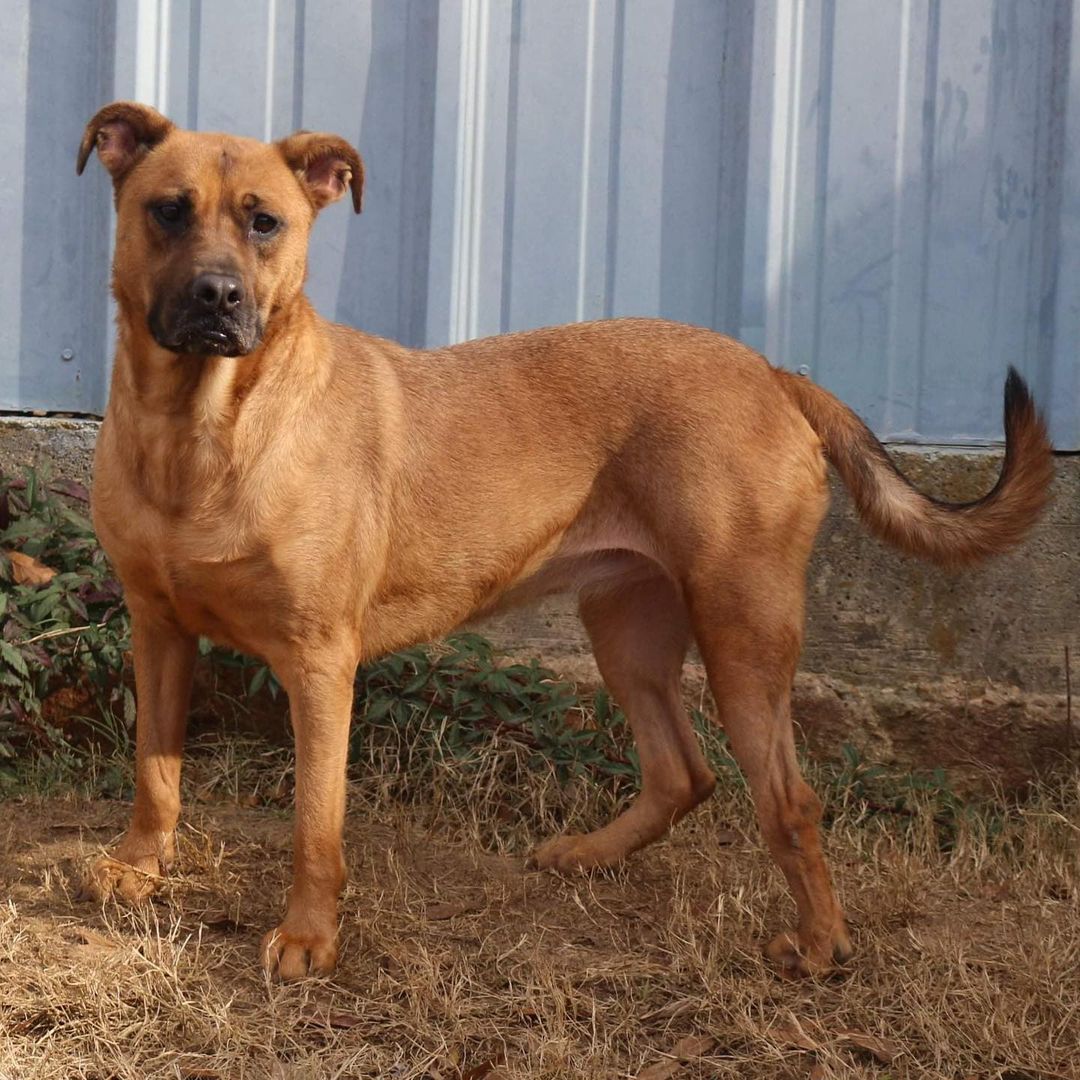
77,102 -> 363,358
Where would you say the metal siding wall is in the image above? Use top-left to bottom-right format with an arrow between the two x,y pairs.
2,0 -> 1077,447
0,1 -> 32,411
3,0 -> 116,415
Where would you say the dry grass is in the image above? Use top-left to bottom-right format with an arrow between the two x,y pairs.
1,733 -> 1078,1080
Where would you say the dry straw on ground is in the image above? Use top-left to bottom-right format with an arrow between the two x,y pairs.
1,734 -> 1078,1080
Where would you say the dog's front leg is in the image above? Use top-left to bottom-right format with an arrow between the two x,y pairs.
87,603 -> 196,902
262,649 -> 357,980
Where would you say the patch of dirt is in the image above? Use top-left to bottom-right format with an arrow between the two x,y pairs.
528,652 -> 1076,792
1,756 -> 1078,1079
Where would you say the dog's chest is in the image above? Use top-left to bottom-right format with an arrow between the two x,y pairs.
95,485 -> 294,655
168,554 -> 287,655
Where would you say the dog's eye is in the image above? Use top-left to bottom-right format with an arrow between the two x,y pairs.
152,202 -> 185,227
251,212 -> 280,237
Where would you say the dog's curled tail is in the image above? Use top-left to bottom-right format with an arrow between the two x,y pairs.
778,367 -> 1054,568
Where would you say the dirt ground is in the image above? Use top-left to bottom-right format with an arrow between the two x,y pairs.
1,740 -> 1078,1080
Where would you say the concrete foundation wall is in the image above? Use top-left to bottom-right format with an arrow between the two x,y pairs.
0,418 -> 98,486
3,417 -> 1077,779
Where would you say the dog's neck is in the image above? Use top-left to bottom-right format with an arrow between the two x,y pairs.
105,293 -> 331,511
111,294 -> 324,429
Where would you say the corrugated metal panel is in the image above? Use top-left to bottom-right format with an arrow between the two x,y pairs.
3,0 -> 1078,447
2,0 -> 117,417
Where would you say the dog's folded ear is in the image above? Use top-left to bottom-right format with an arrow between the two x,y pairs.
77,101 -> 175,182
276,132 -> 364,215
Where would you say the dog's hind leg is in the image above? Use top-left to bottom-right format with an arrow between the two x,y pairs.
689,572 -> 852,977
530,572 -> 715,872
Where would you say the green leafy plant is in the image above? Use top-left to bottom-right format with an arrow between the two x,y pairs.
0,468 -> 131,776
350,634 -> 638,789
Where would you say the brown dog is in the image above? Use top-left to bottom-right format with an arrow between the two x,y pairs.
77,101 -> 1053,981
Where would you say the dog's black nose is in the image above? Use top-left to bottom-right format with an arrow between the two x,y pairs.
191,272 -> 244,314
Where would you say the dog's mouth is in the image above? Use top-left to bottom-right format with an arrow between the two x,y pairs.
174,325 -> 248,358
149,312 -> 262,358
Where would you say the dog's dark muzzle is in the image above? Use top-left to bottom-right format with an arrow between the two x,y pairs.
150,271 -> 262,357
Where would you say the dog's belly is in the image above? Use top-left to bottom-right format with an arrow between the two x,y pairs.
360,502 -> 672,658
471,511 -> 671,619
475,548 -> 662,617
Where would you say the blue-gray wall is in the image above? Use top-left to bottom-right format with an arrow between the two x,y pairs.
3,0 -> 1078,447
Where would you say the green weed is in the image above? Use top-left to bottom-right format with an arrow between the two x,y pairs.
0,468 -> 130,778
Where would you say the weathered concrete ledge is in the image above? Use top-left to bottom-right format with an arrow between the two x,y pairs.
3,416 -> 1077,783
0,417 -> 99,485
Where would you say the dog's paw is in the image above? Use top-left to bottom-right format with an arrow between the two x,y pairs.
764,925 -> 853,979
82,852 -> 164,904
528,833 -> 617,874
261,920 -> 338,981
